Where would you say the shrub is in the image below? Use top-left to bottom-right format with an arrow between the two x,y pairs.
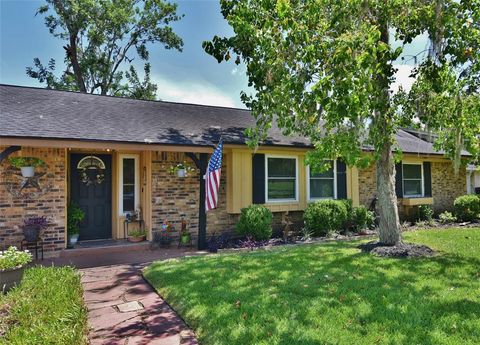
454,195 -> 480,221
304,200 -> 348,236
351,206 -> 375,232
236,205 -> 273,240
417,205 -> 434,222
439,211 -> 457,224
340,199 -> 353,215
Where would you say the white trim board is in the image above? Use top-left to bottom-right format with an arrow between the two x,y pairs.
265,154 -> 299,203
118,153 -> 140,215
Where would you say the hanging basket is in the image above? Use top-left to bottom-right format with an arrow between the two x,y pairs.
20,166 -> 35,178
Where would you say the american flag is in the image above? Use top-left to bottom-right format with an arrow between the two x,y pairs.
205,139 -> 223,211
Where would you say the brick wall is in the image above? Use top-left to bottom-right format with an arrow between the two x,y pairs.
0,147 -> 66,257
358,160 -> 467,218
358,163 -> 377,208
431,162 -> 467,212
150,151 -> 304,243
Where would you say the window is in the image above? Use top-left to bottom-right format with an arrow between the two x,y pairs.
265,156 -> 298,202
308,161 -> 337,200
119,154 -> 139,215
402,163 -> 423,197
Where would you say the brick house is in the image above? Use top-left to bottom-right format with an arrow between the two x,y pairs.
0,85 -> 469,257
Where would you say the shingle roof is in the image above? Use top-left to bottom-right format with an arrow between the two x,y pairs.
0,84 -> 308,147
0,84 -> 461,156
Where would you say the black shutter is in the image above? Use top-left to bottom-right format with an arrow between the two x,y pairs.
395,162 -> 403,198
336,160 -> 347,199
252,154 -> 265,204
423,162 -> 432,197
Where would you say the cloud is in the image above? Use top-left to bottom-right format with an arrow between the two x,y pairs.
231,68 -> 238,75
153,76 -> 242,108
391,64 -> 416,93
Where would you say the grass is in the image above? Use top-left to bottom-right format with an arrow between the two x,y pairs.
144,228 -> 480,345
0,266 -> 88,345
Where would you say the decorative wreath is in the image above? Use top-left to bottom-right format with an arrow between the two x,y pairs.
77,156 -> 105,186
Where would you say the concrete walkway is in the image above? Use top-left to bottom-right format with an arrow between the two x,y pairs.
81,263 -> 198,345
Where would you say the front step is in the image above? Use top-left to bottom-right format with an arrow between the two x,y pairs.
61,241 -> 151,258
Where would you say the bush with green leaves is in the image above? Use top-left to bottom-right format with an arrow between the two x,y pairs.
454,195 -> 480,222
9,156 -> 45,168
438,211 -> 457,224
67,202 -> 85,235
351,206 -> 375,232
417,205 -> 434,222
304,200 -> 348,236
236,205 -> 273,240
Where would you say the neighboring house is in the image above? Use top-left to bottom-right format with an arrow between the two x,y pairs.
0,85 -> 469,256
467,165 -> 480,194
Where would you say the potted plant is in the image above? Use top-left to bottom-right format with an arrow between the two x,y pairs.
179,219 -> 191,245
159,219 -> 172,246
168,161 -> 195,178
0,246 -> 32,292
22,216 -> 49,242
9,157 -> 45,178
127,229 -> 147,242
67,202 -> 85,247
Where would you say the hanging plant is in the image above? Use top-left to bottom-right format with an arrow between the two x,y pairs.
9,157 -> 45,177
168,161 -> 196,177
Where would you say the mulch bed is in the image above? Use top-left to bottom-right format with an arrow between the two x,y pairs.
358,241 -> 436,258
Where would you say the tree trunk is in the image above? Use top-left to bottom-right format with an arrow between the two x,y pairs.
372,16 -> 402,246
68,33 -> 87,93
376,142 -> 402,245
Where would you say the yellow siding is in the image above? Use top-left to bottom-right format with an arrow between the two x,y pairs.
226,148 -> 357,213
226,151 -> 253,213
347,166 -> 360,207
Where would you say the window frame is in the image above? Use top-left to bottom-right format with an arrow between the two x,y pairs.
118,154 -> 140,215
265,155 -> 299,203
402,162 -> 424,198
306,160 -> 337,201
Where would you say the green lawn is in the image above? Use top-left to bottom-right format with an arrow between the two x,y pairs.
0,266 -> 88,345
144,228 -> 480,345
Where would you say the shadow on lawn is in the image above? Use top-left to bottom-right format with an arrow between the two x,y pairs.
145,241 -> 480,345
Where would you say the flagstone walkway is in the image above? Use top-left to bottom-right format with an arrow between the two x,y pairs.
81,264 -> 198,345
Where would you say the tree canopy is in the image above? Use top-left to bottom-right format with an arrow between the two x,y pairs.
204,0 -> 479,245
27,0 -> 184,100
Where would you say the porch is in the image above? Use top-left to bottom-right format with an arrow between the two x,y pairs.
0,140 -> 214,258
47,240 -> 206,269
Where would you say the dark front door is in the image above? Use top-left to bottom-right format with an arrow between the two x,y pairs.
70,154 -> 112,240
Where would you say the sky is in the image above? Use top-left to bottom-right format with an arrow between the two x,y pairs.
0,0 -> 428,108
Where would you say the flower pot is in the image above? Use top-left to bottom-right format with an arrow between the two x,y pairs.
180,233 -> 191,245
23,225 -> 40,242
177,169 -> 186,178
20,166 -> 35,178
0,265 -> 26,292
69,234 -> 79,246
128,235 -> 146,243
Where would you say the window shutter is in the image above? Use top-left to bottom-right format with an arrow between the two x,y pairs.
336,160 -> 347,199
252,154 -> 265,204
395,162 -> 403,198
423,162 -> 432,197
